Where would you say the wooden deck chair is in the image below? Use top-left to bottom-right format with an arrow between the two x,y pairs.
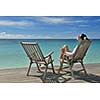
21,42 -> 55,79
59,40 -> 92,78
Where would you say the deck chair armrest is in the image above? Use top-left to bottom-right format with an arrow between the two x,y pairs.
63,53 -> 72,58
63,53 -> 73,61
45,51 -> 54,58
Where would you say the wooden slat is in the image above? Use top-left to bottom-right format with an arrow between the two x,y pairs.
27,45 -> 37,60
35,44 -> 44,60
33,44 -> 41,61
21,43 -> 37,60
21,42 -> 45,61
74,40 -> 91,60
22,44 -> 32,58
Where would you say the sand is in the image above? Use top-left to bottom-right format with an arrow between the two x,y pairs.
0,64 -> 100,83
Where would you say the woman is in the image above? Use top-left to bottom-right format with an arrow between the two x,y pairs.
60,34 -> 89,59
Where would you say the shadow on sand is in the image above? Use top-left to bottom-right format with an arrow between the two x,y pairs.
74,71 -> 100,83
28,69 -> 100,83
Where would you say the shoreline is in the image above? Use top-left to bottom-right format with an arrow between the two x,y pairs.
0,63 -> 100,83
0,63 -> 100,70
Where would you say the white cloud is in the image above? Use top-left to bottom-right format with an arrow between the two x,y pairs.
78,24 -> 89,27
0,32 -> 85,39
40,17 -> 66,24
0,32 -> 74,39
0,32 -> 52,39
39,17 -> 88,24
0,20 -> 32,26
95,19 -> 100,22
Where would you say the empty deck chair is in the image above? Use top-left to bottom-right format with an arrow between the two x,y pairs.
21,42 -> 55,79
59,40 -> 92,78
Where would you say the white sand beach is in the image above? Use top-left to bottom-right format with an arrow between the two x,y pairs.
0,64 -> 100,83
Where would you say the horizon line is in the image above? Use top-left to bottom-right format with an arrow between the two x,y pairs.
0,38 -> 99,40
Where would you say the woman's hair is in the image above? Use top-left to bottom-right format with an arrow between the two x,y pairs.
80,34 -> 89,40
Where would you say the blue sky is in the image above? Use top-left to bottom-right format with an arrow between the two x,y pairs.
0,16 -> 100,39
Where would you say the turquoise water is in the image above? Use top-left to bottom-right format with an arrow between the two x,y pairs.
0,39 -> 100,69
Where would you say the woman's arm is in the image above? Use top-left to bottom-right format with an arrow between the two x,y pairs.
65,46 -> 77,57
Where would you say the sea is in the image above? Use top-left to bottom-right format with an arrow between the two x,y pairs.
0,39 -> 100,69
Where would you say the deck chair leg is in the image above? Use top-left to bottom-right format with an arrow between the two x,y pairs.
51,62 -> 55,74
58,62 -> 63,74
36,63 -> 42,73
27,61 -> 32,76
69,65 -> 74,79
42,64 -> 48,80
80,62 -> 88,75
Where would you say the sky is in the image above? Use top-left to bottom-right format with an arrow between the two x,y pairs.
0,16 -> 100,39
